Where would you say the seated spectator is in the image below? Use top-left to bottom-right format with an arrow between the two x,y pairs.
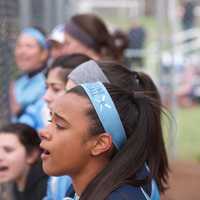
0,123 -> 48,200
9,27 -> 48,130
40,80 -> 168,199
66,61 -> 168,199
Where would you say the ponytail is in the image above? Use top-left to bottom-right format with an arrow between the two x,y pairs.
131,72 -> 169,192
101,30 -> 129,61
111,30 -> 129,61
69,14 -> 126,61
69,83 -> 168,200
132,71 -> 161,102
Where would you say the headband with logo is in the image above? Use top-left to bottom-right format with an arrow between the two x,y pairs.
81,82 -> 127,150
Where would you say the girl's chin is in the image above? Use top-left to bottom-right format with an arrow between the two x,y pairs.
42,163 -> 57,176
0,175 -> 13,183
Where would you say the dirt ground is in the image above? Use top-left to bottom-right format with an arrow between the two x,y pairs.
161,160 -> 200,200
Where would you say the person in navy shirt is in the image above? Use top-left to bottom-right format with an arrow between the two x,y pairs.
40,77 -> 169,199
66,60 -> 169,199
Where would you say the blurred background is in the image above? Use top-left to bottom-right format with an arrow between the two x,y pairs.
0,0 -> 200,199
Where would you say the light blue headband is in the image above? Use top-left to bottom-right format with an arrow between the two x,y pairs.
81,82 -> 127,150
22,27 -> 48,49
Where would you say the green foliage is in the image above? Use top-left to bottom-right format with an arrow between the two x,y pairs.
176,106 -> 200,160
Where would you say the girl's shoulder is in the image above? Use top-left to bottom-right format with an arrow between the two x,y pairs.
106,184 -> 150,200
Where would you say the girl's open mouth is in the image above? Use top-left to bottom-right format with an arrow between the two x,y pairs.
40,146 -> 51,160
0,166 -> 9,172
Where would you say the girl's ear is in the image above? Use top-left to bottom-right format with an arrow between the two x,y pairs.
26,149 -> 40,165
90,133 -> 113,156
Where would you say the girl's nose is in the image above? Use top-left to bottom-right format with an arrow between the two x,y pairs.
39,127 -> 52,141
43,89 -> 53,105
0,149 -> 5,162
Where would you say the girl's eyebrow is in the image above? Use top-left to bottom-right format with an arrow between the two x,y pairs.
46,82 -> 64,86
53,112 -> 71,127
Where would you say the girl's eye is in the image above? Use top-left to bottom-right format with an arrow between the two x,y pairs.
4,147 -> 15,153
48,119 -> 65,130
48,119 -> 52,123
55,124 -> 65,130
53,88 -> 61,93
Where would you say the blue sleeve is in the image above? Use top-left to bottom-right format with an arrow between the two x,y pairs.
17,99 -> 45,130
15,73 -> 45,109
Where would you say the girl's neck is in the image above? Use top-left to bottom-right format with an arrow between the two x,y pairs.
27,63 -> 45,78
72,158 -> 109,196
15,165 -> 30,192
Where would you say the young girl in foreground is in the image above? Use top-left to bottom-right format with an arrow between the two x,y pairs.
40,82 -> 168,200
66,60 -> 168,197
0,123 -> 48,200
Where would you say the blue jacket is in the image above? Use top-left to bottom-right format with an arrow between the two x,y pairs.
64,167 -> 160,200
67,185 -> 154,200
17,99 -> 47,130
14,73 -> 46,109
106,184 -> 150,200
65,178 -> 160,200
13,72 -> 46,130
107,165 -> 160,200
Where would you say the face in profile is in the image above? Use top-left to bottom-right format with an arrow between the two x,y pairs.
15,34 -> 47,73
62,33 -> 99,60
40,92 -> 94,176
0,134 -> 33,183
44,67 -> 66,109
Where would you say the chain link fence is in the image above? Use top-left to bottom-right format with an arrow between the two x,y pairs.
0,0 -> 19,125
0,0 -> 75,125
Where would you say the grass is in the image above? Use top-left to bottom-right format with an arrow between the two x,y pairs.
175,106 -> 200,161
